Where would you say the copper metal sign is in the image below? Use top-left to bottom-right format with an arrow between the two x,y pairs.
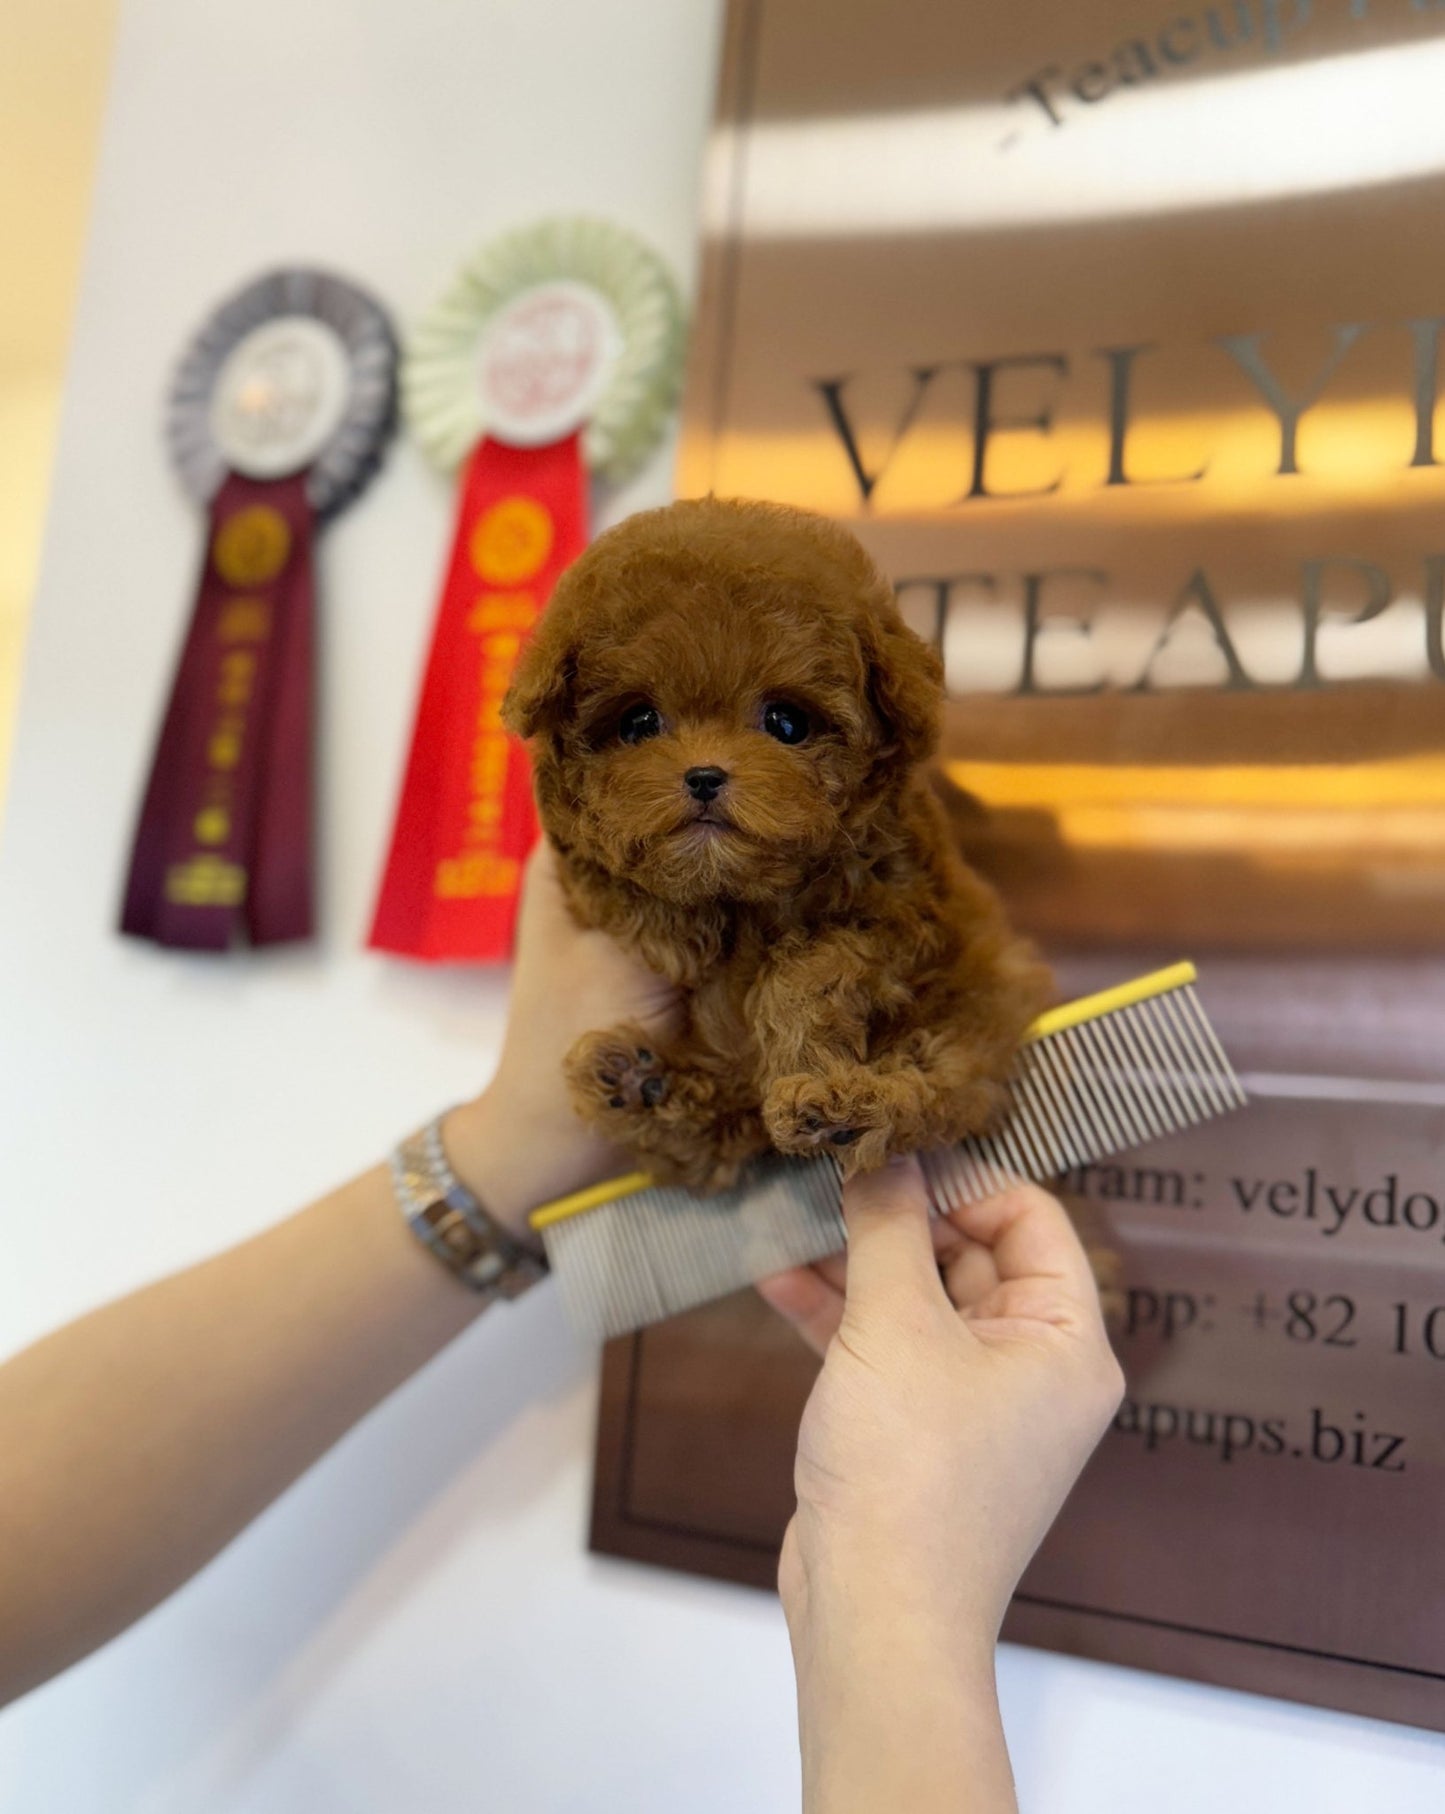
677,0 -> 1445,952
592,1093 -> 1445,1728
591,0 -> 1445,1730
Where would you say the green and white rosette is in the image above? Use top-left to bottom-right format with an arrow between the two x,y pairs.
401,215 -> 686,484
369,218 -> 687,963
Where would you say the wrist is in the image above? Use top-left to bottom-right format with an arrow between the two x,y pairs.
785,1514 -> 1003,1668
442,1088 -> 622,1249
790,1592 -> 998,1713
793,1622 -> 1009,1814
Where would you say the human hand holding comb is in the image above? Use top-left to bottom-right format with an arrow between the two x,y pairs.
767,1159 -> 1124,1814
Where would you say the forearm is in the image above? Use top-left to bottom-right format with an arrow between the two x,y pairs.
789,1559 -> 1016,1814
0,1095 -> 549,1708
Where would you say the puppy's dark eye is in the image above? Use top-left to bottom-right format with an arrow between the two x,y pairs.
618,702 -> 662,744
762,701 -> 810,746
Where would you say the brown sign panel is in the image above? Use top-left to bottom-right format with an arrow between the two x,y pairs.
593,1095 -> 1445,1730
592,0 -> 1445,1729
677,0 -> 1445,953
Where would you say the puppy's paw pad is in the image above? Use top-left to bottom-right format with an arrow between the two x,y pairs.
576,1036 -> 670,1114
764,1073 -> 891,1157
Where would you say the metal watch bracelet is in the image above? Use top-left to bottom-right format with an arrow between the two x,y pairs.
391,1113 -> 549,1301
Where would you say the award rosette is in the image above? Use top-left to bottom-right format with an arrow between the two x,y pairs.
121,269 -> 397,950
368,217 -> 686,962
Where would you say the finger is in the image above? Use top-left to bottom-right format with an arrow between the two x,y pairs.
798,1224 -> 950,1304
840,1157 -> 949,1316
941,1235 -> 1000,1311
931,1215 -> 969,1269
756,1267 -> 843,1357
516,838 -> 566,936
948,1182 -> 1102,1320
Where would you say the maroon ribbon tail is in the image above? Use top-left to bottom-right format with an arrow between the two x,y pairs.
118,470 -> 316,951
247,519 -> 315,945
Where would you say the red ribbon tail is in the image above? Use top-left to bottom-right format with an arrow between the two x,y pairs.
369,433 -> 587,962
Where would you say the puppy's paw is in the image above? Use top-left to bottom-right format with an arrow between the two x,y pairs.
567,1026 -> 670,1125
763,1069 -> 896,1174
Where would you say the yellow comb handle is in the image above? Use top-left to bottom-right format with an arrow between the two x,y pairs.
530,1170 -> 655,1232
1027,960 -> 1197,1041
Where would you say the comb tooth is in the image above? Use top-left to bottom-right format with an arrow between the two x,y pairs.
566,1213 -> 605,1339
601,1204 -> 642,1340
917,1146 -> 944,1211
1158,988 -> 1229,1116
917,1145 -> 954,1213
1029,1036 -> 1098,1169
1147,992 -> 1215,1123
1178,983 -> 1248,1109
995,1072 -> 1053,1180
932,1140 -> 983,1211
576,1203 -> 616,1339
978,1113 -> 1028,1189
1153,998 -> 1212,1125
550,1206 -> 614,1340
958,1139 -> 999,1201
993,1131 -> 1022,1189
1062,1023 -> 1130,1161
635,1193 -> 680,1326
1129,999 -> 1202,1131
1187,983 -> 1247,1108
653,1195 -> 718,1320
971,1133 -> 1015,1197
942,1137 -> 991,1202
996,1078 -> 1053,1182
614,1196 -> 668,1335
1017,1045 -> 1090,1173
1009,1060 -> 1072,1177
995,1121 -> 1036,1186
1084,1008 -> 1149,1141
1074,1017 -> 1149,1151
607,1201 -> 647,1336
1111,1002 -> 1189,1135
1078,1019 -> 1142,1154
653,1186 -> 700,1309
1093,1006 -> 1170,1142
1057,1024 -> 1125,1158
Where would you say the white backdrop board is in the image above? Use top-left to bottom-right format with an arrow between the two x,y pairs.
0,1 -> 1441,1808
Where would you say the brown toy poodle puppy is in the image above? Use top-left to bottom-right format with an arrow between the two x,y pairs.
503,497 -> 1049,1192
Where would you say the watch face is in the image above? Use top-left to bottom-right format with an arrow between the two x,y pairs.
210,315 -> 353,478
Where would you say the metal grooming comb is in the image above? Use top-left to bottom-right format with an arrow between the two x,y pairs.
530,962 -> 1245,1341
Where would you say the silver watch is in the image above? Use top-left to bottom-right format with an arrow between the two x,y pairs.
391,1114 -> 548,1301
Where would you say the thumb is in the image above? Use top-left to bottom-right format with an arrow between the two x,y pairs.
841,1157 -> 947,1319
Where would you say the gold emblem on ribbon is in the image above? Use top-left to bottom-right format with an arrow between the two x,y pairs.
469,496 -> 553,585
164,855 -> 247,907
213,504 -> 293,587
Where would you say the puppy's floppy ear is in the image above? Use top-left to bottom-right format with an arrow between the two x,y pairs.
857,607 -> 944,766
502,632 -> 575,741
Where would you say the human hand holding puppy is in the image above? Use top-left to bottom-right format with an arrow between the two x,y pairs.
760,1161 -> 1125,1814
502,498 -> 1049,1194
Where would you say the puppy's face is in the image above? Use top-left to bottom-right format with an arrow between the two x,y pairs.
504,500 -> 942,907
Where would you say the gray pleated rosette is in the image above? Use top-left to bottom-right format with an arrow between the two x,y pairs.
166,268 -> 398,521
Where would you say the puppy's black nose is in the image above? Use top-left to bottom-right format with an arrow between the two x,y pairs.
683,766 -> 728,803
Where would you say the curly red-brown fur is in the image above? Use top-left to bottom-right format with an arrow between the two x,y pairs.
503,497 -> 1050,1190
